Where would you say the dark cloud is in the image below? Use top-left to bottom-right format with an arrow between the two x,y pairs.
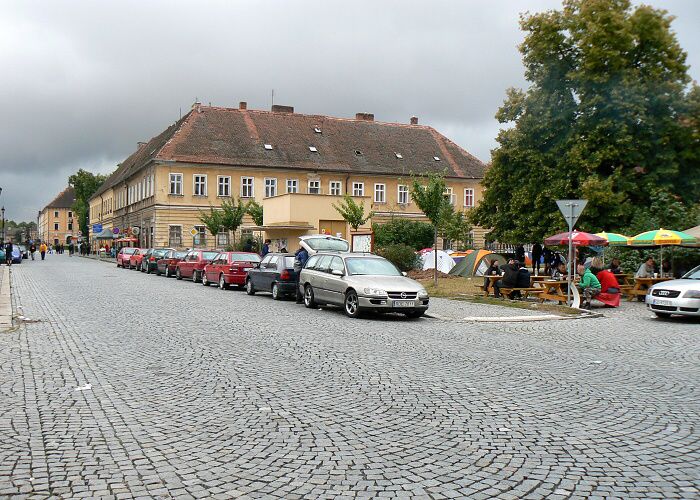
1,0 -> 698,221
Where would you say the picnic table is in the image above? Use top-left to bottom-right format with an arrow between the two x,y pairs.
536,280 -> 569,304
624,276 -> 672,301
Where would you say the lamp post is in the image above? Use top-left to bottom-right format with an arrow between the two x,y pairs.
1,206 -> 5,243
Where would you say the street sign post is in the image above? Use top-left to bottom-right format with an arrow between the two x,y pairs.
556,199 -> 588,306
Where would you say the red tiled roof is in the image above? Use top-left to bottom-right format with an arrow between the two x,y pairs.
43,187 -> 76,210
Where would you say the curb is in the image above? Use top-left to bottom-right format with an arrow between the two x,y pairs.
424,309 -> 603,323
0,266 -> 13,330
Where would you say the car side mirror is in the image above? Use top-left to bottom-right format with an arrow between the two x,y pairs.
331,269 -> 344,277
402,272 -> 407,276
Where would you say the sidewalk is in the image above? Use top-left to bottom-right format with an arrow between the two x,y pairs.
0,266 -> 12,329
78,253 -> 116,263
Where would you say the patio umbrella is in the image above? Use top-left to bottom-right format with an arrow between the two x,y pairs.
544,230 -> 608,247
628,228 -> 697,272
595,232 -> 629,246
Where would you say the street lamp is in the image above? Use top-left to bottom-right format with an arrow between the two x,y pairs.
1,206 -> 5,242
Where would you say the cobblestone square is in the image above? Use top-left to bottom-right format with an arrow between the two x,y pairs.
1,256 -> 698,498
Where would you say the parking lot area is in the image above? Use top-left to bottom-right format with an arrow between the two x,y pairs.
1,255 -> 698,499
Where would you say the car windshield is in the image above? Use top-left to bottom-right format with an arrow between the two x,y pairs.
122,248 -> 136,255
202,252 -> 219,260
303,237 -> 349,252
230,253 -> 261,262
284,256 -> 296,269
682,265 -> 700,280
174,251 -> 187,259
153,250 -> 168,258
345,257 -> 402,276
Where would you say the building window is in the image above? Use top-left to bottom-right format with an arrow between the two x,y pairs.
194,174 -> 207,196
286,179 -> 298,194
168,225 -> 182,247
68,211 -> 72,218
169,173 -> 183,195
54,211 -> 59,218
68,223 -> 73,231
329,181 -> 342,196
193,225 -> 206,246
54,223 -> 59,231
217,231 -> 229,247
464,188 -> 474,207
444,187 -> 455,205
352,182 -> 364,197
374,183 -> 386,203
308,180 -> 320,194
265,178 -> 277,198
241,177 -> 254,198
218,176 -> 231,197
398,185 -> 409,204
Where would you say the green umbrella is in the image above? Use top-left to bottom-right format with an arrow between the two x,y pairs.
595,232 -> 630,246
629,228 -> 697,273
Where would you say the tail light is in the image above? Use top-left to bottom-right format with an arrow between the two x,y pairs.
150,257 -> 155,261
280,270 -> 290,280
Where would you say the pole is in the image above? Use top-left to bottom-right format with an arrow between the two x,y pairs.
434,225 -> 438,287
567,203 -> 574,306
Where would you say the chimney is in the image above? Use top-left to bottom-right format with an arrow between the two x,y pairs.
410,116 -> 418,125
192,101 -> 202,113
137,142 -> 147,148
355,112 -> 374,121
271,104 -> 294,113
239,101 -> 247,110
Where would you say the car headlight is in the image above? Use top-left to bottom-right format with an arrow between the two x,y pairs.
363,287 -> 387,297
417,288 -> 429,297
647,288 -> 653,295
683,290 -> 700,299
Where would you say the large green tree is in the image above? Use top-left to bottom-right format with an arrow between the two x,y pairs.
69,169 -> 107,237
473,0 -> 699,243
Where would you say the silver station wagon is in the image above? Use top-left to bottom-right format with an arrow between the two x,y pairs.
299,252 -> 429,318
647,265 -> 700,318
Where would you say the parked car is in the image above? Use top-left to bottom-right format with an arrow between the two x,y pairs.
116,247 -> 137,268
299,253 -> 429,318
0,249 -> 4,262
18,245 -> 29,259
142,248 -> 175,274
156,250 -> 188,277
128,248 -> 146,270
175,249 -> 219,282
647,265 -> 700,318
202,252 -> 261,289
244,253 -> 297,299
298,234 -> 350,255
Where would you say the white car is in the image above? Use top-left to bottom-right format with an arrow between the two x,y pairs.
298,234 -> 350,255
646,265 -> 700,318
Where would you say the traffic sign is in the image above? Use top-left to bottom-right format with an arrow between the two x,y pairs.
132,227 -> 140,236
190,228 -> 198,237
556,199 -> 587,230
113,227 -> 120,234
92,223 -> 103,234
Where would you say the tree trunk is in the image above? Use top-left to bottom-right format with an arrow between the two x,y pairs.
434,225 -> 438,287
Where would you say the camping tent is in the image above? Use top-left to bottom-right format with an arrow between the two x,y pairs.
449,249 -> 507,277
420,250 -> 456,274
683,225 -> 700,246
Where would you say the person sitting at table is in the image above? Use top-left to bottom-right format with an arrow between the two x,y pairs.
494,259 -> 519,298
577,263 -> 601,309
588,256 -> 604,274
635,256 -> 655,278
661,260 -> 672,278
608,258 -> 622,275
550,262 -> 569,293
596,268 -> 620,294
483,259 -> 500,294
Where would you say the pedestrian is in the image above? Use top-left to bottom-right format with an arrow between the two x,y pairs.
577,263 -> 601,309
542,246 -> 553,275
39,242 -> 47,261
483,259 -> 500,295
29,242 -> 36,260
294,246 -> 309,303
515,244 -> 525,265
531,242 -> 542,275
243,239 -> 253,252
68,242 -> 74,256
4,241 -> 12,266
261,239 -> 271,257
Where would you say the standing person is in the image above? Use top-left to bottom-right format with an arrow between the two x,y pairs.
29,242 -> 36,260
4,241 -> 12,266
515,245 -> 525,265
261,239 -> 271,257
542,246 -> 553,275
39,242 -> 47,261
531,243 -> 543,275
294,246 -> 309,304
577,263 -> 601,309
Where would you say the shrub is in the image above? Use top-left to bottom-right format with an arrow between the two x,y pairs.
377,244 -> 420,271
373,219 -> 434,250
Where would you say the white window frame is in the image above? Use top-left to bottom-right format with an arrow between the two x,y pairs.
352,182 -> 364,197
286,179 -> 298,194
464,188 -> 475,208
53,210 -> 59,218
308,180 -> 320,194
398,185 -> 409,205
444,187 -> 455,206
193,174 -> 208,196
169,173 -> 183,195
217,176 -> 231,197
193,225 -> 206,246
168,225 -> 182,247
241,177 -> 254,198
374,183 -> 386,203
264,178 -> 278,198
329,181 -> 342,196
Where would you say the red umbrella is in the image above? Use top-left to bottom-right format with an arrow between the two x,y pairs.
544,230 -> 608,247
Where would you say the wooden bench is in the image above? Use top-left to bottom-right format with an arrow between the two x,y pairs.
474,284 -> 489,297
498,287 -> 544,299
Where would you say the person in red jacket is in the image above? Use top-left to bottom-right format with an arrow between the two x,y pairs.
596,268 -> 620,293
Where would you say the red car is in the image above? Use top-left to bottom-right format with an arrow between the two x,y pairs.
128,248 -> 146,270
175,249 -> 219,282
117,247 -> 137,268
202,252 -> 261,289
156,250 -> 188,277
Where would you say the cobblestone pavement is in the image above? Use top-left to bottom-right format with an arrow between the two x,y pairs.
1,255 -> 699,499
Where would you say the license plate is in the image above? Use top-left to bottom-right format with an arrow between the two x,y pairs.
393,300 -> 415,307
243,267 -> 252,271
651,298 -> 671,306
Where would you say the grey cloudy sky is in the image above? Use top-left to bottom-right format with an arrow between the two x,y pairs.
1,0 -> 698,223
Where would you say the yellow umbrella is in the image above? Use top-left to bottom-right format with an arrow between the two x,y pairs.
629,228 -> 698,273
595,232 -> 630,246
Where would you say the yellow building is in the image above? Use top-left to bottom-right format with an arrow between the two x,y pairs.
89,103 -> 487,251
38,187 -> 78,246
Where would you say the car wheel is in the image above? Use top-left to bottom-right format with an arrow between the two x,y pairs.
176,268 -> 182,280
117,262 -> 121,268
272,283 -> 282,300
344,289 -> 362,318
654,312 -> 671,318
193,271 -> 200,283
165,267 -> 170,278
146,266 -> 151,274
156,269 -> 161,276
219,274 -> 229,290
304,285 -> 317,309
404,310 -> 425,319
246,279 -> 256,295
202,273 -> 209,286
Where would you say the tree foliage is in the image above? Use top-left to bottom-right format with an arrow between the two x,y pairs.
246,200 -> 264,227
69,169 -> 107,237
472,0 -> 700,242
373,219 -> 435,250
376,244 -> 421,271
198,206 -> 223,238
220,198 -> 247,245
333,195 -> 373,231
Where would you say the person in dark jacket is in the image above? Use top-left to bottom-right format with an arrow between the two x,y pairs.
515,245 -> 525,265
261,239 -> 271,257
494,260 -> 519,298
294,247 -> 309,303
542,246 -> 553,275
531,243 -> 542,274
4,242 -> 12,265
483,259 -> 500,295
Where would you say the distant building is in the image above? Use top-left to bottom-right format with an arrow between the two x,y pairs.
89,103 -> 487,251
38,187 -> 77,246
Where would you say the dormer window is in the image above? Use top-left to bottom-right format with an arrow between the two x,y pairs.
434,156 -> 441,161
314,127 -> 322,133
395,152 -> 403,159
354,150 -> 363,156
309,146 -> 318,153
264,144 -> 273,150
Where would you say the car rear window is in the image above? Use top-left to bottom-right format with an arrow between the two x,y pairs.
122,248 -> 136,255
202,252 -> 219,260
174,251 -> 187,259
303,237 -> 350,252
153,250 -> 168,258
284,257 -> 295,269
230,253 -> 261,262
